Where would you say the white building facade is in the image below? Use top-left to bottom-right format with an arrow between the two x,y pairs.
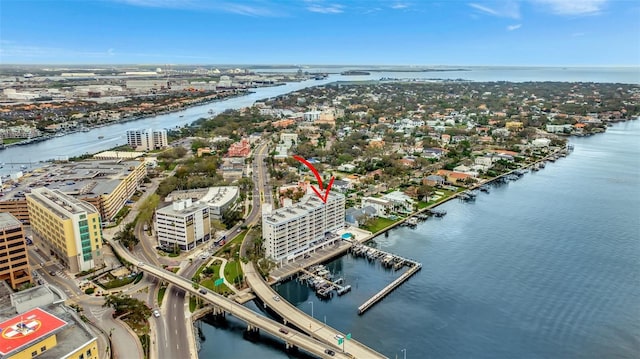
262,192 -> 345,262
361,197 -> 393,218
155,199 -> 211,252
126,129 -> 168,151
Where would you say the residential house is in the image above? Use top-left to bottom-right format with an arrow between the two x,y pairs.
381,191 -> 415,214
361,197 -> 393,218
423,175 -> 445,187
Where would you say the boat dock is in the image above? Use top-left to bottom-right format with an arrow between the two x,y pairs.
298,266 -> 352,298
351,244 -> 422,315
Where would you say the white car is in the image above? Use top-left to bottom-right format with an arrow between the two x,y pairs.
153,310 -> 160,318
273,296 -> 280,301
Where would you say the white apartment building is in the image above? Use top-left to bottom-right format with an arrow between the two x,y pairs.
262,191 -> 345,262
303,110 -> 321,122
126,128 -> 168,151
155,199 -> 211,252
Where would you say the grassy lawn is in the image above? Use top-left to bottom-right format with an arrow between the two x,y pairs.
224,260 -> 243,285
213,230 -> 247,257
96,273 -> 137,289
139,334 -> 150,359
193,259 -> 221,280
201,277 -> 232,295
2,138 -> 25,145
122,316 -> 149,336
189,296 -> 197,313
362,217 -> 400,233
157,284 -> 167,306
426,188 -> 462,206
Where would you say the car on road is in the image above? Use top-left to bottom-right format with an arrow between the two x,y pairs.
153,310 -> 160,318
335,334 -> 344,341
49,271 -> 56,276
273,295 -> 280,301
324,349 -> 335,356
199,288 -> 207,295
279,328 -> 289,334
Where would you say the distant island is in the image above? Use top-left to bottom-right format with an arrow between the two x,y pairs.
340,70 -> 371,75
363,68 -> 470,72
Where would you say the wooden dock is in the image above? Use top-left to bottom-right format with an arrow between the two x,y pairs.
357,262 -> 422,315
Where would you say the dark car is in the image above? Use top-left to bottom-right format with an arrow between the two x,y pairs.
199,288 -> 207,295
279,328 -> 289,334
324,349 -> 335,356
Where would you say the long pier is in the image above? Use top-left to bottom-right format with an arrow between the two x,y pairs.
358,262 -> 422,315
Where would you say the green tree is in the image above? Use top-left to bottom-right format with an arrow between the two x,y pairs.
103,294 -> 152,323
114,222 -> 138,250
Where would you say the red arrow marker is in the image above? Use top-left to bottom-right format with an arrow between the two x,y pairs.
293,155 -> 335,203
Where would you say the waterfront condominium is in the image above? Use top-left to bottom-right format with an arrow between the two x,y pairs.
0,212 -> 33,289
126,128 -> 168,151
262,191 -> 345,262
26,188 -> 103,273
155,198 -> 211,252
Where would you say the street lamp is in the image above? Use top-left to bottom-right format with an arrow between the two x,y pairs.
308,301 -> 314,318
401,348 -> 407,359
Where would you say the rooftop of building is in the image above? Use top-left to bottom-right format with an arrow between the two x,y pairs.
0,213 -> 21,231
167,186 -> 238,208
0,283 -> 14,318
263,192 -> 344,224
0,307 -> 67,356
0,285 -> 96,359
1,159 -> 145,202
93,150 -> 145,160
362,196 -> 392,205
9,286 -> 52,306
28,188 -> 98,217
157,198 -> 209,217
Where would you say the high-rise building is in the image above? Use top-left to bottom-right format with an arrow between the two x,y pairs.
155,199 -> 211,252
0,213 -> 32,289
26,188 -> 103,273
262,192 -> 345,262
126,129 -> 168,151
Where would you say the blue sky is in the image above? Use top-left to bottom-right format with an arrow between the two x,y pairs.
1,0 -> 639,66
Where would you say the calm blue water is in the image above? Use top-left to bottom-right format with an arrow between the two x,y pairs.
198,119 -> 640,358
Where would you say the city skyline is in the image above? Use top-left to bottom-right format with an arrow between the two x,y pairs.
1,0 -> 639,66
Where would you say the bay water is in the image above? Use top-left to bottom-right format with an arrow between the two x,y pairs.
199,120 -> 640,358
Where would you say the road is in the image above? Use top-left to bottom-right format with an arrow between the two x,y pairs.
27,243 -> 136,359
109,239 -> 351,359
125,172 -> 192,359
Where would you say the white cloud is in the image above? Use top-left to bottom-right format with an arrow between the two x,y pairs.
532,0 -> 608,15
391,3 -> 409,9
307,4 -> 344,14
113,0 -> 282,17
507,24 -> 522,31
468,1 -> 520,19
222,4 -> 279,16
